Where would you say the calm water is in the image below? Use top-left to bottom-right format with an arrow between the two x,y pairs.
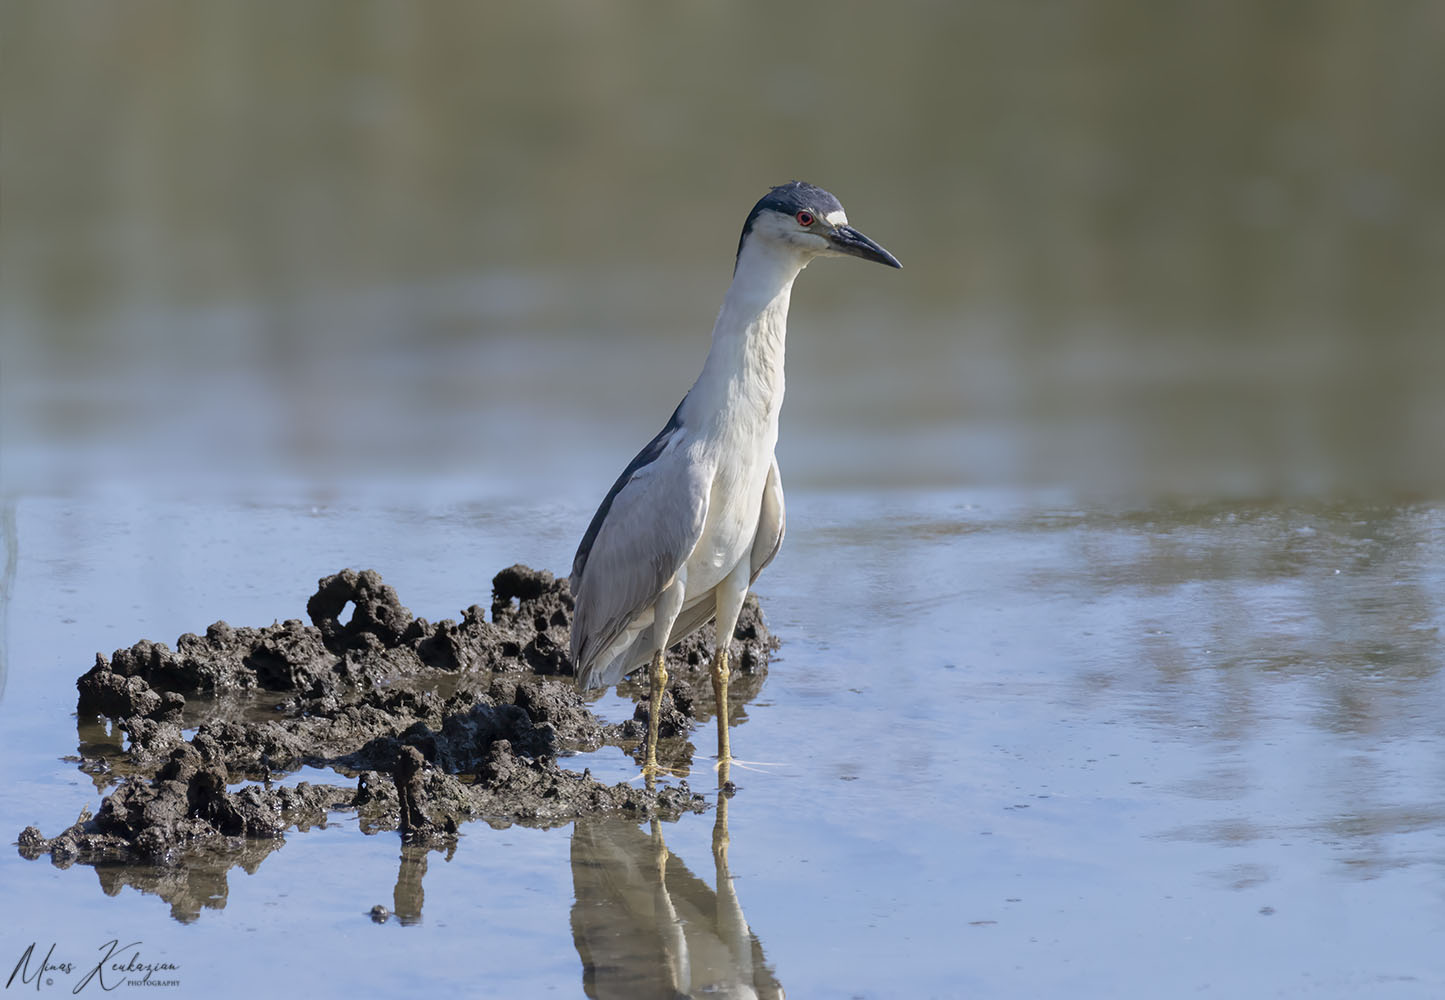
3,4 -> 1444,997
1,491 -> 1442,998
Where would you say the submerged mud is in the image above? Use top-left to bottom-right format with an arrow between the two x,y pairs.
19,567 -> 776,890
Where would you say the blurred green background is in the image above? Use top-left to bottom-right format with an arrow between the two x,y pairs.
3,1 -> 1442,499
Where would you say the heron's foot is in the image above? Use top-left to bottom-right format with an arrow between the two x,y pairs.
711,755 -> 781,775
628,768 -> 690,788
629,749 -> 690,784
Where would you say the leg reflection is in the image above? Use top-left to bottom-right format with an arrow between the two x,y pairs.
570,768 -> 782,998
393,843 -> 430,926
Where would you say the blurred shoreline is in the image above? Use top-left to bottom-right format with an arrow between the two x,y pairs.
4,3 -> 1441,500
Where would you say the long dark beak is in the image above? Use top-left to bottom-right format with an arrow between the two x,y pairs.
829,224 -> 902,268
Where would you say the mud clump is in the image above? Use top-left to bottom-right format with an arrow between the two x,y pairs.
395,745 -> 449,843
21,566 -> 777,878
18,747 -> 346,866
77,665 -> 185,722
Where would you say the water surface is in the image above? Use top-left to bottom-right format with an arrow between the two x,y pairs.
2,491 -> 1440,997
3,5 -> 1443,996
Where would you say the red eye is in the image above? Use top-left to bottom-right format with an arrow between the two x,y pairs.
796,210 -> 814,227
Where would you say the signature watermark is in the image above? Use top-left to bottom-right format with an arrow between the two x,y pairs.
6,941 -> 179,993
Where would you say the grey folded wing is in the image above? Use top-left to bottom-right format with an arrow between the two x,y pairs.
570,424 -> 709,687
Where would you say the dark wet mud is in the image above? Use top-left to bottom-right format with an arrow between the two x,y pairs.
18,567 -> 775,879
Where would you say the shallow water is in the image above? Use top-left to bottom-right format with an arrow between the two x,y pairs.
2,491 -> 1441,998
4,5 -> 1444,995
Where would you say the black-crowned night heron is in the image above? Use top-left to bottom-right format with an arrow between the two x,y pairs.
570,181 -> 900,775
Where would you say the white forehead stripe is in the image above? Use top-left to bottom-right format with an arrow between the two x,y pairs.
825,209 -> 849,226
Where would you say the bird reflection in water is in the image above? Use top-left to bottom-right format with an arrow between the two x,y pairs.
390,840 -> 454,926
570,764 -> 783,999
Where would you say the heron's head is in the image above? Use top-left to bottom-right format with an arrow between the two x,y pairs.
735,181 -> 901,271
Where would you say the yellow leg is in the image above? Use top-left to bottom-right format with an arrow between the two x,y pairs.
644,649 -> 667,775
711,644 -> 731,766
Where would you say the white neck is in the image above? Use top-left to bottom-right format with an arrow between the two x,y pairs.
686,239 -> 809,427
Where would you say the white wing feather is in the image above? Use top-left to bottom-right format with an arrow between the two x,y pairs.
749,455 -> 785,583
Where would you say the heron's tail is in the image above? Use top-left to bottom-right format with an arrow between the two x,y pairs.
572,594 -> 720,691
574,631 -> 652,691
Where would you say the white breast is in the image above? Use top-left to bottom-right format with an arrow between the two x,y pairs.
683,413 -> 778,597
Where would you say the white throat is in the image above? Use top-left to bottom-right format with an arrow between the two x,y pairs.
686,237 -> 809,427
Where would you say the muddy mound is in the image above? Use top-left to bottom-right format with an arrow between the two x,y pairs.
20,566 -> 777,880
